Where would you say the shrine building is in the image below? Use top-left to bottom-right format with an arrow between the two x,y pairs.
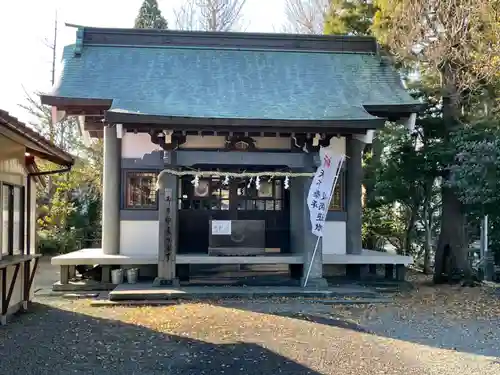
43,26 -> 420,288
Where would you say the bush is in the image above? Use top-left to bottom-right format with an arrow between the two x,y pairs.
37,227 -> 81,255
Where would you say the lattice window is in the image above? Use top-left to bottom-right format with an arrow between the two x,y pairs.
235,178 -> 284,211
178,176 -> 285,211
125,172 -> 158,209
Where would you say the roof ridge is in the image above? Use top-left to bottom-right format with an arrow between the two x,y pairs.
67,24 -> 379,55
83,43 -> 376,55
66,23 -> 376,42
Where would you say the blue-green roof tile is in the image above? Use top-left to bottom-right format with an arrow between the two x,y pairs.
52,44 -> 417,121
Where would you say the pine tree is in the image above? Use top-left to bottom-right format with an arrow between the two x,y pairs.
324,0 -> 377,35
134,0 -> 168,29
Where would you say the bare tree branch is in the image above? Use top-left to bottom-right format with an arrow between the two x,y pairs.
375,0 -> 500,95
282,0 -> 330,34
173,0 -> 198,31
173,0 -> 247,31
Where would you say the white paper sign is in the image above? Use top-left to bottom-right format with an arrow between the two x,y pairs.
212,220 -> 232,235
307,149 -> 344,237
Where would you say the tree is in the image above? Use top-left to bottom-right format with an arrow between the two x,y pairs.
282,0 -> 330,34
324,0 -> 377,35
20,87 -> 104,254
134,0 -> 168,29
371,0 -> 500,282
20,90 -> 80,151
173,0 -> 247,31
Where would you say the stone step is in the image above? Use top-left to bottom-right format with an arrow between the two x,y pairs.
92,297 -> 392,307
314,298 -> 393,305
91,299 -> 178,307
109,284 -> 381,301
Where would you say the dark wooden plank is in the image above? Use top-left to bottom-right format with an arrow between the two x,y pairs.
0,254 -> 41,270
1,269 -> 6,315
5,264 -> 20,313
26,257 -> 40,297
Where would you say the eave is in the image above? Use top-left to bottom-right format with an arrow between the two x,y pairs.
39,95 -> 112,115
364,103 -> 426,121
105,111 -> 386,133
41,97 -> 424,139
0,109 -> 74,166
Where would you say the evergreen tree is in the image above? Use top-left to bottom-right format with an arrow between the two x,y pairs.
371,0 -> 500,282
324,0 -> 377,35
134,0 -> 168,29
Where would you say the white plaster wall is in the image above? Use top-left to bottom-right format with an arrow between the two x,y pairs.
254,137 -> 291,150
182,135 -> 226,149
322,221 -> 346,255
181,135 -> 292,150
327,136 -> 346,155
120,220 -> 159,256
122,133 -> 160,158
123,134 -> 315,157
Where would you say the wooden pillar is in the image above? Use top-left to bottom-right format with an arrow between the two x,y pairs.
345,137 -> 364,255
102,125 -> 121,255
154,151 -> 179,286
60,265 -> 69,285
385,264 -> 394,280
68,265 -> 76,279
395,265 -> 406,281
101,266 -> 111,284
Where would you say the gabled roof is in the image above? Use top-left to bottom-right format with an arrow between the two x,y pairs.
0,109 -> 74,166
42,26 -> 421,129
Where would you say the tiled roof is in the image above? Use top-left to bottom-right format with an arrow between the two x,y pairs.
49,37 -> 418,121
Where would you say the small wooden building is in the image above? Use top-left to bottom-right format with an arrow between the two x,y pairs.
0,109 -> 74,324
44,26 -> 419,287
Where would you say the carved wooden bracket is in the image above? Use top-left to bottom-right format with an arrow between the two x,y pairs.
150,130 -> 187,151
292,134 -> 334,153
224,136 -> 256,151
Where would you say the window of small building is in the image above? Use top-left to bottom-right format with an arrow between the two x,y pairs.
328,171 -> 345,211
124,172 -> 158,209
1,184 -> 24,256
1,184 -> 9,256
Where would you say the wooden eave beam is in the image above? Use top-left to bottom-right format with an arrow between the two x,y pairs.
64,107 -> 108,116
40,95 -> 112,108
363,103 -> 426,121
40,96 -> 111,117
104,111 -> 385,133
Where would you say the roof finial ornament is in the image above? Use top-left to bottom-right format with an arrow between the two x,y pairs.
74,28 -> 84,56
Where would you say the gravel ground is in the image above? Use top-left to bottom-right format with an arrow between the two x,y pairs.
1,290 -> 499,375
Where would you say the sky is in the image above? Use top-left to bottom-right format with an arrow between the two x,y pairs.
0,0 -> 287,124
